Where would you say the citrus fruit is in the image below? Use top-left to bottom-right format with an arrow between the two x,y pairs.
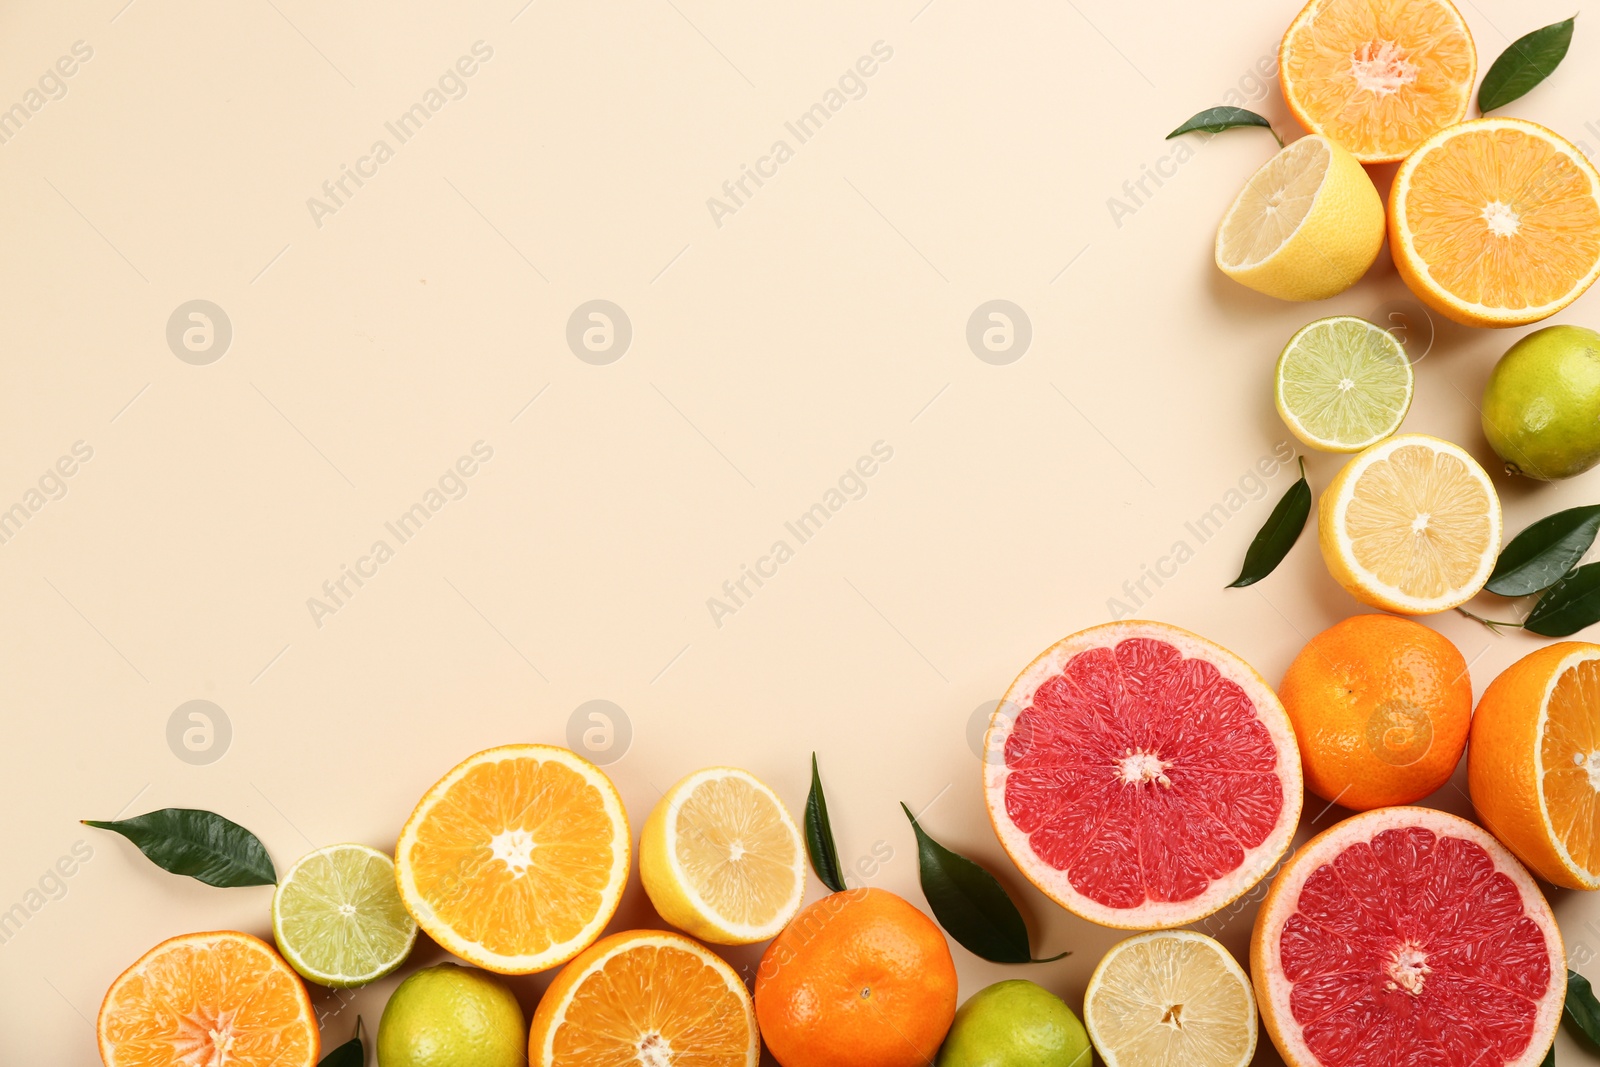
1391,117 -> 1600,327
97,931 -> 318,1067
527,929 -> 759,1067
1252,806 -> 1564,1067
376,963 -> 525,1067
1278,613 -> 1472,811
1482,325 -> 1600,479
1469,642 -> 1600,890
639,766 -> 805,945
1275,316 -> 1413,452
1084,930 -> 1256,1067
271,842 -> 417,987
1214,134 -> 1384,301
754,887 -> 957,1067
983,620 -> 1302,930
1317,433 -> 1502,615
394,744 -> 630,974
1279,0 -> 1475,164
937,980 -> 1091,1067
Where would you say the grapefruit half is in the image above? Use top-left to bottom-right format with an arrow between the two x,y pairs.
1253,806 -> 1564,1067
983,621 -> 1302,929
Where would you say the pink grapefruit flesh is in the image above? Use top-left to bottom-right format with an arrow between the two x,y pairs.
1253,806 -> 1563,1067
984,620 -> 1302,929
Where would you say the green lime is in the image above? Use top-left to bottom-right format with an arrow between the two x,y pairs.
1274,316 -> 1413,452
377,963 -> 525,1067
1482,324 -> 1600,479
271,843 -> 417,988
937,980 -> 1092,1067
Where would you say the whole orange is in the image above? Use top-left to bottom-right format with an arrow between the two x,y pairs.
1277,613 -> 1471,810
753,887 -> 957,1067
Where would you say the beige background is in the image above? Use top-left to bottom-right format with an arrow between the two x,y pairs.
2,0 -> 1599,1063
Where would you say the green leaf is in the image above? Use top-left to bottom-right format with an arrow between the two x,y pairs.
1488,504 -> 1600,596
901,803 -> 1067,965
804,755 -> 846,893
1543,1044 -> 1556,1067
1526,563 -> 1600,637
1167,106 -> 1282,145
1228,457 -> 1311,588
83,808 -> 275,887
1567,969 -> 1600,1049
1479,16 -> 1577,113
319,1017 -> 365,1067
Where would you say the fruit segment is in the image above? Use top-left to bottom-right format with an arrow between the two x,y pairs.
1086,930 -> 1256,1067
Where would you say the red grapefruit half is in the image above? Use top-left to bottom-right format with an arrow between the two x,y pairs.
983,620 -> 1302,929
1253,807 -> 1564,1067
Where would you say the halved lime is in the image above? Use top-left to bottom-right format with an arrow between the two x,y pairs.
1274,315 -> 1413,452
272,843 -> 417,988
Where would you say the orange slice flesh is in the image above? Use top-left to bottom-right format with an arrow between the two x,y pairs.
1392,118 -> 1600,326
97,931 -> 318,1067
395,744 -> 631,974
528,930 -> 760,1067
1281,0 -> 1475,163
1541,657 -> 1600,875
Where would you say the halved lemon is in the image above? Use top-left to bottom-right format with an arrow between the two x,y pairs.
394,744 -> 630,975
1280,0 -> 1475,164
1215,135 -> 1384,301
1318,433 -> 1502,614
1085,930 -> 1256,1067
527,929 -> 760,1067
272,843 -> 417,987
1392,117 -> 1600,327
640,766 -> 805,945
1275,315 -> 1413,451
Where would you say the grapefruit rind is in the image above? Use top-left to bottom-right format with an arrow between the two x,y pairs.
394,744 -> 631,975
1251,806 -> 1564,1067
984,620 -> 1303,930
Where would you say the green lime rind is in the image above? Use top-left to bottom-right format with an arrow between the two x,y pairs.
1275,316 -> 1413,453
272,843 -> 418,988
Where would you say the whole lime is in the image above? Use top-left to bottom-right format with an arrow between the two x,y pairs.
937,980 -> 1092,1067
1482,324 -> 1600,480
376,963 -> 525,1067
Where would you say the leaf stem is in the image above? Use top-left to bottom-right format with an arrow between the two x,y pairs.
1456,607 -> 1523,634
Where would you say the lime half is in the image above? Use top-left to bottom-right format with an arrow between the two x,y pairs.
1274,316 -> 1412,452
272,843 -> 417,987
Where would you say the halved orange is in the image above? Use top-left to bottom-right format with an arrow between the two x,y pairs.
97,931 -> 318,1067
395,744 -> 631,974
1280,0 -> 1475,163
1392,117 -> 1600,327
527,929 -> 760,1067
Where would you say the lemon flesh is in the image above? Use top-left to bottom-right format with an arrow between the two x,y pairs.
1216,135 -> 1384,301
1086,931 -> 1256,1067
271,843 -> 417,988
1276,316 -> 1413,452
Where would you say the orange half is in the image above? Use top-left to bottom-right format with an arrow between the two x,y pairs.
1281,0 -> 1475,163
394,744 -> 631,974
527,929 -> 760,1067
97,931 -> 318,1067
1392,117 -> 1600,327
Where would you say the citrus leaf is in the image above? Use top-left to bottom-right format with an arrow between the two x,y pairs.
83,808 -> 275,887
1488,504 -> 1600,596
1543,1045 -> 1555,1067
1228,457 -> 1310,588
1526,563 -> 1600,637
1479,17 -> 1576,113
901,803 -> 1067,965
1167,106 -> 1281,145
1567,969 -> 1600,1049
805,754 -> 846,893
319,1017 -> 364,1067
